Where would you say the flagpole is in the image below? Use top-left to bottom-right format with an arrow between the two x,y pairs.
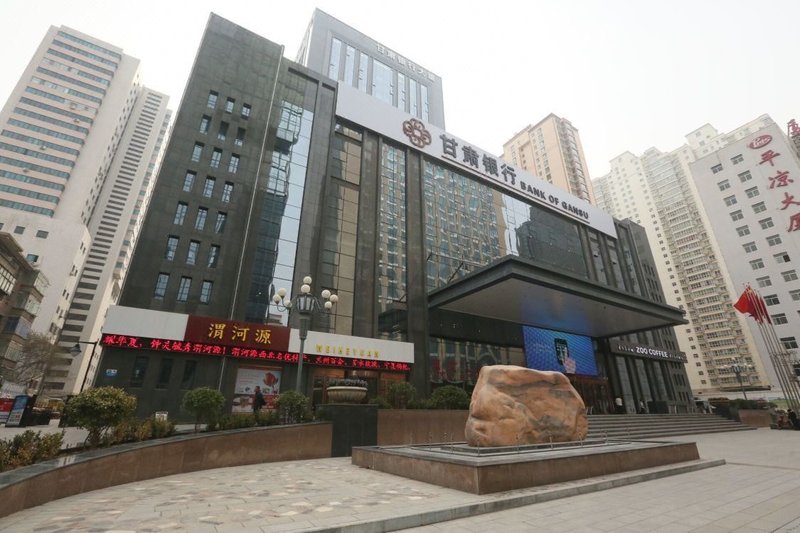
750,286 -> 800,411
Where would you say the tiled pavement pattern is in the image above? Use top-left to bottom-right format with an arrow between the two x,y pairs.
0,428 -> 798,532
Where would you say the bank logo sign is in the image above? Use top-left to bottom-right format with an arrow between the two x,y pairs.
336,85 -> 616,238
402,118 -> 432,148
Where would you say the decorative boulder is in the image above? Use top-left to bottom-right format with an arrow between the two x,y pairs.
465,365 -> 587,447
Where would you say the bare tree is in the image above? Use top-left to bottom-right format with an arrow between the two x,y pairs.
6,332 -> 66,396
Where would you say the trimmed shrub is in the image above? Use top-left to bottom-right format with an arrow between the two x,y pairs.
0,430 -> 64,472
65,387 -> 137,447
274,390 -> 311,424
387,382 -> 417,409
182,387 -> 225,431
369,396 -> 391,409
429,385 -> 471,410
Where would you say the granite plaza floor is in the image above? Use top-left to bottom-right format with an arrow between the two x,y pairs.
0,428 -> 799,532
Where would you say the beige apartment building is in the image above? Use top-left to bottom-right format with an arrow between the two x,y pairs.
0,26 -> 171,395
502,113 -> 596,204
594,115 -> 781,398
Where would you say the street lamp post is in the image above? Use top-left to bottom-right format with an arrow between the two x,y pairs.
729,362 -> 752,401
271,276 -> 337,392
69,340 -> 99,393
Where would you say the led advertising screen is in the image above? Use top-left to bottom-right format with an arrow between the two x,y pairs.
523,326 -> 598,376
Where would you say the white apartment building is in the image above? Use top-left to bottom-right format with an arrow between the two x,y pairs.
594,115 -> 777,397
0,26 -> 171,395
690,121 -> 800,389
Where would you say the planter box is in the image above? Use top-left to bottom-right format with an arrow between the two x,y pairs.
0,422 -> 332,519
733,408 -> 773,427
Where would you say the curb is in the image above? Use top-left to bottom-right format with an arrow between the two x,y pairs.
310,458 -> 726,533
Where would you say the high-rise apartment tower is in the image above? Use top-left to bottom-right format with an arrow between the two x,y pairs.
0,26 -> 171,395
503,114 -> 596,204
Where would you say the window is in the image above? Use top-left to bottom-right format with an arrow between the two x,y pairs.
235,128 -> 245,147
195,208 -> 208,230
781,337 -> 799,350
214,212 -> 227,233
210,148 -> 222,168
775,252 -> 791,264
165,236 -> 179,260
173,202 -> 188,225
750,258 -> 765,270
186,240 -> 199,265
765,294 -> 780,305
182,171 -> 196,192
730,210 -> 744,221
724,195 -> 737,206
36,230 -> 48,238
199,115 -> 211,134
772,314 -> 788,325
767,234 -> 782,246
790,289 -> 800,301
200,280 -> 213,304
228,154 -> 240,174
756,276 -> 772,288
743,242 -> 758,253
782,270 -> 798,282
153,273 -> 169,299
752,201 -> 766,213
717,180 -> 730,191
759,218 -> 774,229
738,170 -> 753,182
156,358 -> 173,389
207,91 -> 218,109
711,164 -> 723,174
13,226 -> 24,235
191,142 -> 203,162
208,245 -> 220,268
202,177 -> 215,198
745,187 -> 759,198
176,276 -> 191,301
221,182 -> 233,203
180,360 -> 197,389
130,356 -> 149,387
736,226 -> 750,237
241,104 -> 251,119
217,121 -> 228,141
26,254 -> 39,263
731,154 -> 744,164
225,97 -> 235,113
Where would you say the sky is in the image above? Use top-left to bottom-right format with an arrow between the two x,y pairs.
1,0 -> 798,178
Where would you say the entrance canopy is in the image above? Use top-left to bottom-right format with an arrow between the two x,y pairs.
427,256 -> 686,338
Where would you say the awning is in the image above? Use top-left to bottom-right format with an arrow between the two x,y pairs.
427,256 -> 687,338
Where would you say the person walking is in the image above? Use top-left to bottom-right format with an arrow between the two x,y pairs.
638,400 -> 647,414
615,397 -> 624,414
253,386 -> 265,413
788,408 -> 799,430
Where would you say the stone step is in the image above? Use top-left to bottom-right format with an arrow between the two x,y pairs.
587,426 -> 756,440
583,413 -> 755,439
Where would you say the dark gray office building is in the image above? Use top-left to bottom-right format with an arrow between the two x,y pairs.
297,9 -> 445,129
97,13 -> 692,418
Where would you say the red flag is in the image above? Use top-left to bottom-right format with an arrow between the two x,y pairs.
734,286 -> 772,323
734,287 -> 757,318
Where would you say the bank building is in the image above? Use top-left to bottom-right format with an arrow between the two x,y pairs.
95,11 -> 693,419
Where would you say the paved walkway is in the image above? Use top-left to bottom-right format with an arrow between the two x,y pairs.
0,428 -> 798,532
